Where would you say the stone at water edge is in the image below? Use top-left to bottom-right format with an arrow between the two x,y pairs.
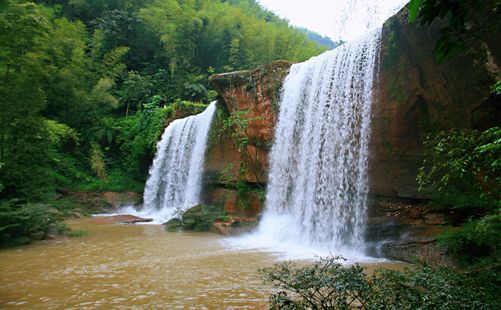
213,217 -> 258,235
29,231 -> 46,241
92,214 -> 153,225
163,218 -> 182,231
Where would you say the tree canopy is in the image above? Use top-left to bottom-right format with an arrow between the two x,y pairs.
408,0 -> 501,59
0,0 -> 327,202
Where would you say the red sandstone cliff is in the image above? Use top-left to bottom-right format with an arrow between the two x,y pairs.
203,7 -> 500,215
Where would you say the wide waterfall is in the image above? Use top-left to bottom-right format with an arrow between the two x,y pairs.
227,1 -> 409,259
262,31 -> 380,254
226,0 -> 408,261
226,33 -> 380,259
122,102 -> 217,224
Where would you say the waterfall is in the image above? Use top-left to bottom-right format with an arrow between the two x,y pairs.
122,102 -> 217,224
226,1 -> 409,259
226,33 -> 379,258
262,31 -> 380,254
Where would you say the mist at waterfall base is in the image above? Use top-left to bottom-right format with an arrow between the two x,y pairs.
223,1 -> 409,261
119,102 -> 217,224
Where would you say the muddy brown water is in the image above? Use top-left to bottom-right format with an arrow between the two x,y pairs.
0,218 -> 406,309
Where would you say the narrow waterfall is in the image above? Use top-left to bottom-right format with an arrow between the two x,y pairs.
123,102 -> 217,223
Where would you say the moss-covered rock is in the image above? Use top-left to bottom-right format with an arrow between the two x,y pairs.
213,217 -> 258,235
163,204 -> 227,232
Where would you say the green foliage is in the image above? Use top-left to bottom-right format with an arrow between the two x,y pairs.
74,169 -> 144,193
437,212 -> 501,264
262,256 -> 372,309
493,81 -> 501,96
407,0 -> 501,60
90,142 -> 107,179
408,0 -> 422,23
223,110 -> 264,171
118,70 -> 154,116
45,119 -> 79,146
418,127 -> 501,265
223,110 -> 258,153
182,74 -> 208,101
113,101 -> 206,179
0,197 -> 91,247
262,256 -> 501,309
215,214 -> 230,222
417,127 -> 501,211
49,196 -> 92,217
369,266 -> 500,309
296,27 -> 340,50
0,202 -> 62,247
219,163 -> 238,187
219,163 -> 263,210
220,109 -> 266,209
176,204 -> 226,232
0,0 -> 53,200
66,229 -> 88,237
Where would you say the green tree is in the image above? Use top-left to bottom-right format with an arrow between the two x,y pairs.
417,127 -> 501,264
408,0 -> 501,59
0,0 -> 53,199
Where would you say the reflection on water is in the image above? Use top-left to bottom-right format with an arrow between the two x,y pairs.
0,219 -> 407,309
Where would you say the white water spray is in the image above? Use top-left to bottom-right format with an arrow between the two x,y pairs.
263,32 -> 380,252
121,102 -> 217,224
228,33 -> 379,259
225,1 -> 409,260
331,0 -> 410,41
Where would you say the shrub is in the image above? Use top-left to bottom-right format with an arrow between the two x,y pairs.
261,256 -> 372,309
417,127 -> 501,212
437,212 -> 501,264
418,127 -> 500,265
0,202 -> 63,247
166,205 -> 227,232
261,256 -> 501,309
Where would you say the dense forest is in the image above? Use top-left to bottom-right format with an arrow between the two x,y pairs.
0,0 -> 327,201
0,0 -> 330,245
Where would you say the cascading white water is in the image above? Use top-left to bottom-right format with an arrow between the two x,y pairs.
121,102 -> 217,224
261,31 -> 380,254
226,1 -> 409,260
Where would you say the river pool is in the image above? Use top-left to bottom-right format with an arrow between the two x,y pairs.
0,218 -> 405,309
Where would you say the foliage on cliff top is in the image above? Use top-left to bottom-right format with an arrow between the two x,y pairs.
408,0 -> 501,60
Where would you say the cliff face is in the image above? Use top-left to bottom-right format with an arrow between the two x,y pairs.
371,9 -> 501,198
196,7 -> 500,265
201,7 -> 500,219
201,61 -> 292,215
